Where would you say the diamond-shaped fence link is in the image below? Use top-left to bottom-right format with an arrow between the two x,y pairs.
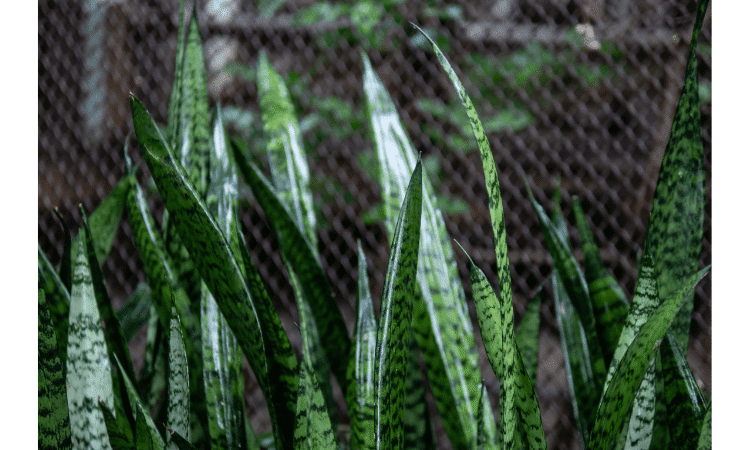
39,1 -> 711,448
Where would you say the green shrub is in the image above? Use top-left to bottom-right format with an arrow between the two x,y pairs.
38,0 -> 710,449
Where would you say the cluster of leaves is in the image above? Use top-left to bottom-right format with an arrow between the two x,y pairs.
38,1 -> 710,449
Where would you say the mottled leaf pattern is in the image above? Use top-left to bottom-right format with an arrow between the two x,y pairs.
551,270 -> 595,449
81,205 -> 137,384
642,0 -> 709,354
99,400 -> 136,450
511,340 -> 547,449
661,333 -> 707,448
130,96 -> 292,447
39,288 -> 72,450
461,245 -> 516,448
232,142 -> 350,396
375,160 -> 422,450
256,59 -> 336,424
527,183 -> 606,435
257,51 -> 317,248
363,52 -> 480,448
347,241 -> 377,450
38,244 -> 71,373
572,198 -> 629,367
66,237 -> 114,450
476,384 -> 499,450
516,286 -> 542,387
116,357 -> 165,450
403,328 -> 434,449
293,295 -> 337,450
165,0 -> 186,148
696,403 -> 711,450
167,306 -> 191,450
588,266 -> 710,450
201,104 -> 250,450
233,213 -> 299,434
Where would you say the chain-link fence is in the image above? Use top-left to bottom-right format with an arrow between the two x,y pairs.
39,1 -> 711,448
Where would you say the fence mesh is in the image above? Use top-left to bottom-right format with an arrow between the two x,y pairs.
39,1 -> 711,448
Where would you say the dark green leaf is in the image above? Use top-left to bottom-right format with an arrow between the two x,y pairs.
588,266 -> 710,450
403,328 -> 435,449
572,197 -> 629,367
38,244 -> 71,373
166,0 -> 186,148
526,182 -> 607,426
99,400 -> 136,450
167,305 -> 191,448
167,430 -> 198,450
38,289 -> 72,450
641,0 -> 709,354
116,283 -> 153,343
551,269 -> 596,449
363,52 -> 481,448
116,356 -> 165,450
71,177 -> 129,268
293,290 -> 338,450
232,139 -> 350,398
696,402 -> 711,450
460,244 -> 516,447
511,340 -> 547,449
516,286 -> 542,387
375,160 -> 422,450
130,96 -> 292,449
54,208 -> 73,292
661,333 -> 707,447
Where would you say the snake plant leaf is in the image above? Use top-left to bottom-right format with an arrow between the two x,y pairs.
660,333 -> 707,448
166,0 -> 186,148
572,198 -> 629,367
167,305 -> 191,450
232,141 -> 351,396
116,283 -> 152,343
696,402 -> 711,450
293,291 -> 338,450
39,288 -> 73,450
413,25 -> 512,299
125,154 -> 204,440
66,237 -> 115,450
233,212 -> 299,431
476,383 -> 499,450
81,204 -> 137,384
641,0 -> 709,354
140,311 -> 167,416
130,95 -> 296,449
256,58 -> 336,423
510,339 -> 547,449
588,266 -> 710,450
257,51 -> 317,249
176,3 -> 210,198
347,241 -> 377,450
293,357 -> 337,450
200,282 -> 249,450
54,208 -> 73,292
199,105 -> 250,450
459,243 -> 516,448
363,52 -> 480,448
526,182 -> 607,406
167,431 -> 198,450
551,269 -> 596,449
39,244 -> 71,373
375,159 -> 422,450
116,356 -> 165,450
70,177 -> 129,270
516,285 -> 543,387
99,400 -> 136,450
403,328 -> 435,449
